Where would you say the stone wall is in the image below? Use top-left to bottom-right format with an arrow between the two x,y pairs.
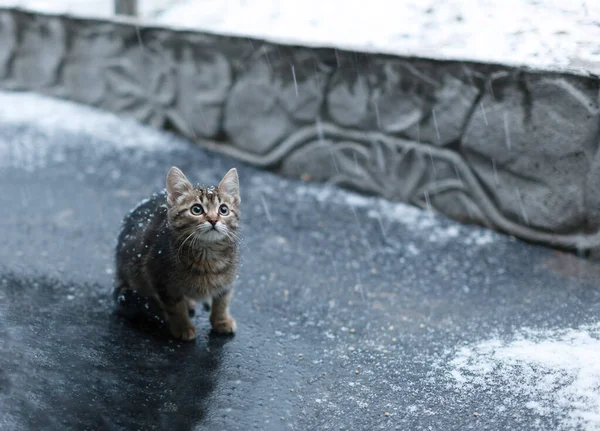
1,8 -> 599,252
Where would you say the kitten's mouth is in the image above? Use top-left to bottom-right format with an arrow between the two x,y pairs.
201,224 -> 225,241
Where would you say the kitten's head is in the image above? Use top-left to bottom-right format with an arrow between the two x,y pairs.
166,166 -> 241,244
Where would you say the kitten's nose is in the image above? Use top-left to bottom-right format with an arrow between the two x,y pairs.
208,219 -> 217,226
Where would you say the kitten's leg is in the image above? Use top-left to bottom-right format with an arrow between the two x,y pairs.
186,297 -> 197,317
113,284 -> 134,317
112,275 -> 131,302
209,290 -> 236,335
165,298 -> 197,341
113,285 -> 125,302
113,285 -> 167,327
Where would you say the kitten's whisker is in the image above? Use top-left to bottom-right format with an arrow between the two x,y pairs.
177,228 -> 201,263
190,235 -> 198,260
222,227 -> 243,246
225,235 -> 241,246
221,224 -> 242,240
229,232 -> 243,245
192,226 -> 209,259
192,234 -> 203,259
174,229 -> 194,246
192,230 -> 204,260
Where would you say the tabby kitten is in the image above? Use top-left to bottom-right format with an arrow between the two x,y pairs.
114,166 -> 241,340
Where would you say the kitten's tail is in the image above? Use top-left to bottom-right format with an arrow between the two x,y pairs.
113,286 -> 166,328
112,285 -> 123,302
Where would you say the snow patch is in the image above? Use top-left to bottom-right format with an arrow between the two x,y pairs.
464,229 -> 495,246
160,0 -> 600,74
286,180 -> 498,247
0,92 -> 186,151
406,243 -> 420,256
0,92 -> 187,172
1,0 -> 597,73
448,323 -> 600,430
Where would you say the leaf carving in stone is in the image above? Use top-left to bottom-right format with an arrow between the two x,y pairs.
12,16 -> 66,89
327,74 -> 370,126
224,60 -> 294,155
63,25 -> 125,105
277,59 -> 327,122
105,55 -> 176,128
0,12 -> 16,79
175,46 -> 232,138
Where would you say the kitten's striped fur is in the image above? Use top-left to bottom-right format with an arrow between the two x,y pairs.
114,167 -> 241,340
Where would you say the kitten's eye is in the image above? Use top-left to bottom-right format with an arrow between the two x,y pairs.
190,204 -> 204,215
219,204 -> 229,215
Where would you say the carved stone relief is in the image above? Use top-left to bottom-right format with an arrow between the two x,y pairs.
1,8 -> 599,253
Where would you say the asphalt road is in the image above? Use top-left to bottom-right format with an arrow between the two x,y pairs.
1,93 -> 599,430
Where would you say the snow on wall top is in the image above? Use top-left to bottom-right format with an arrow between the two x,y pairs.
0,0 -> 598,74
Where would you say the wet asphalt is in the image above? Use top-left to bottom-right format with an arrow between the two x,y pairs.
0,108 -> 599,430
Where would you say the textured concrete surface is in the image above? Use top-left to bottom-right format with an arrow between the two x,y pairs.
1,93 -> 600,430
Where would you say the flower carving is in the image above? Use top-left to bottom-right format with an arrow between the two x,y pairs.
281,124 -> 458,204
105,49 -> 177,128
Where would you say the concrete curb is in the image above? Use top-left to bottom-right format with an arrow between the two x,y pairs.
1,8 -> 599,253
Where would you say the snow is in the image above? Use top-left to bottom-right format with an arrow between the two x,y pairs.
0,91 -> 186,170
448,323 -> 600,430
0,0 -> 174,17
262,179 -> 498,247
0,92 -> 185,151
0,0 -> 598,74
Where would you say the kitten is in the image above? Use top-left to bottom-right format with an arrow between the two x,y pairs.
114,166 -> 241,340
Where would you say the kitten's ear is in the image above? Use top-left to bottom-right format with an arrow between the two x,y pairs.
166,166 -> 193,206
218,168 -> 240,203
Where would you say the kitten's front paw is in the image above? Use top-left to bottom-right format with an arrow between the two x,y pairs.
186,298 -> 197,310
211,317 -> 237,335
187,299 -> 197,317
170,322 -> 197,341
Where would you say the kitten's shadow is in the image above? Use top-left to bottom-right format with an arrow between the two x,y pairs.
0,273 -> 232,431
102,309 -> 232,430
112,289 -> 226,342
